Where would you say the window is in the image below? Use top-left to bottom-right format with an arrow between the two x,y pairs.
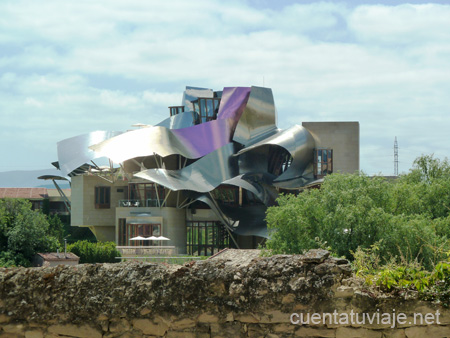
169,106 -> 184,116
118,221 -> 161,246
192,97 -> 221,123
95,186 -> 111,209
267,145 -> 293,176
186,221 -> 234,256
211,185 -> 239,206
314,148 -> 333,178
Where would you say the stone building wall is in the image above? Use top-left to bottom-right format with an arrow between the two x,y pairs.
1,249 -> 450,338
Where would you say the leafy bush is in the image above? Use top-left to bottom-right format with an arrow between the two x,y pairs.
0,251 -> 30,268
0,198 -> 59,267
66,240 -> 121,263
265,155 -> 450,270
352,244 -> 450,307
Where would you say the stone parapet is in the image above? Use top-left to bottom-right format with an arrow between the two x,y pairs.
1,249 -> 449,337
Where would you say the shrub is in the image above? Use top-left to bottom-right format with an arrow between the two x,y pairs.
66,240 -> 121,263
265,155 -> 450,270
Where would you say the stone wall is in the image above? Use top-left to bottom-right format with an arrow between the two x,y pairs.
1,249 -> 450,338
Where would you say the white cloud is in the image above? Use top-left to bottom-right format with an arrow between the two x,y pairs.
0,1 -> 449,174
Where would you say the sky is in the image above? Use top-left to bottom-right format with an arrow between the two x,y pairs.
1,0 -> 449,176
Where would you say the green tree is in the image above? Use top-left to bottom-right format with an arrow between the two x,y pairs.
0,198 -> 59,267
265,155 -> 450,269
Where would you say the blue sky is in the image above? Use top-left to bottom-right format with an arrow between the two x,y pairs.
1,0 -> 449,176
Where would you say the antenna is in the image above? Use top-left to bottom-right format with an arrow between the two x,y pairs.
394,136 -> 398,176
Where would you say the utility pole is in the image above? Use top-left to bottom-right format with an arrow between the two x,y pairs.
394,136 -> 398,176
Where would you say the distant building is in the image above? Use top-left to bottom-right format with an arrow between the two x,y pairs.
50,86 -> 360,255
0,188 -> 71,216
33,252 -> 79,267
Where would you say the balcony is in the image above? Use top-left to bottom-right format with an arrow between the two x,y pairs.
118,199 -> 165,208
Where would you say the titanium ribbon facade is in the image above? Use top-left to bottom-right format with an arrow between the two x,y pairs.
55,85 -> 317,241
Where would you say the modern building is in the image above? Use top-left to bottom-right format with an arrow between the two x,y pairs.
52,86 -> 359,255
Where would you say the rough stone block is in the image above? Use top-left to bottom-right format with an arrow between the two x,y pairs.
272,323 -> 295,333
0,314 -> 11,324
335,327 -> 381,338
302,249 -> 330,263
2,323 -> 25,334
25,331 -> 44,338
295,327 -> 335,337
334,286 -> 355,298
282,293 -> 296,304
235,313 -> 260,323
166,331 -> 196,338
380,329 -> 406,338
109,318 -> 131,333
259,311 -> 291,324
405,325 -> 450,338
197,313 -> 219,323
225,312 -> 234,322
48,324 -> 102,338
170,318 -> 196,330
0,333 -> 22,338
133,318 -> 168,336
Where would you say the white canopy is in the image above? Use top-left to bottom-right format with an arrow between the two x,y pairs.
130,236 -> 147,241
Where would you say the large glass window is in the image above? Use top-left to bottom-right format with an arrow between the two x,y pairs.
314,148 -> 333,178
118,221 -> 161,246
186,221 -> 234,256
95,186 -> 111,209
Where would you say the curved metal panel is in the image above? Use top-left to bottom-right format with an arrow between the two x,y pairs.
221,204 -> 268,238
236,124 -> 315,183
188,193 -> 268,238
134,143 -> 238,192
156,110 -> 198,129
57,131 -> 122,176
233,86 -> 278,146
90,119 -> 235,163
38,175 -> 71,182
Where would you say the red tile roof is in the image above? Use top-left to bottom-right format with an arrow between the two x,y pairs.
0,188 -> 49,199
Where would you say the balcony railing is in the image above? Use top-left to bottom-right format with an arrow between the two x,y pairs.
119,199 -> 165,207
119,199 -> 142,207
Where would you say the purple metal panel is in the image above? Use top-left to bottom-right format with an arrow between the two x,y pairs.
170,119 -> 234,158
217,87 -> 251,122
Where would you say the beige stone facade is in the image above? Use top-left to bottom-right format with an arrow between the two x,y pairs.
303,121 -> 360,175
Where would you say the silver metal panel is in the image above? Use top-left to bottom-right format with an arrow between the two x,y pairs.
134,143 -> 238,192
57,131 -> 122,176
236,124 -> 315,183
90,119 -> 234,163
156,110 -> 198,129
220,204 -> 268,238
233,86 -> 278,146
